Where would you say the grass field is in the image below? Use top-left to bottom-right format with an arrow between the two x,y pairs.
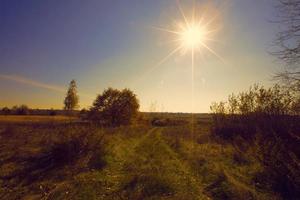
0,115 -> 279,199
0,115 -> 77,124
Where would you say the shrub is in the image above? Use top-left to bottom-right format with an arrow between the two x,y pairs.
88,88 -> 139,126
151,117 -> 187,127
28,130 -> 107,171
210,84 -> 300,198
1,107 -> 10,115
121,174 -> 174,199
204,173 -> 234,200
79,108 -> 88,120
232,151 -> 249,165
12,105 -> 30,115
49,109 -> 57,116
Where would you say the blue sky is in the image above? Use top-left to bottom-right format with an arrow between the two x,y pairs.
0,0 -> 284,112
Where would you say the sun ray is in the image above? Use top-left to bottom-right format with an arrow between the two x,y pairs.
177,0 -> 189,28
199,42 -> 225,63
132,45 -> 183,85
202,0 -> 229,28
134,1 -> 225,117
157,38 -> 184,46
150,26 -> 181,35
153,45 -> 183,69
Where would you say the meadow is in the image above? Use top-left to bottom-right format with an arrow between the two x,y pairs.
0,114 -> 283,200
1,0 -> 300,199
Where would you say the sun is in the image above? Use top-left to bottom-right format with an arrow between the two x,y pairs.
150,1 -> 223,62
180,22 -> 208,50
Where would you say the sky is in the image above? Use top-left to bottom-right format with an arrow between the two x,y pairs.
0,0 -> 284,112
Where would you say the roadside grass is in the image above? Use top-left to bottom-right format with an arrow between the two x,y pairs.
0,123 -> 151,199
161,124 -> 278,200
0,115 -> 76,124
46,126 -> 153,200
0,115 -> 285,199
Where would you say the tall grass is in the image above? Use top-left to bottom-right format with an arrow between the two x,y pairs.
210,84 -> 300,199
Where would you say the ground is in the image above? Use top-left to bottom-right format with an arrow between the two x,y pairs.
0,115 -> 277,199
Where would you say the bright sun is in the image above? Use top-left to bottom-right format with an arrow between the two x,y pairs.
151,1 -> 222,59
180,23 -> 207,50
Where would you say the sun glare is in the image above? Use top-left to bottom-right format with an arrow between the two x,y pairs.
180,23 -> 207,50
151,1 -> 222,60
147,1 -> 224,115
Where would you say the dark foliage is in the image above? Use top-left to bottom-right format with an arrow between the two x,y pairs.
0,125 -> 107,186
88,88 -> 139,126
35,131 -> 107,171
151,117 -> 187,127
204,173 -> 233,200
49,109 -> 57,116
11,105 -> 30,115
120,174 -> 174,199
210,84 -> 300,199
1,107 -> 10,115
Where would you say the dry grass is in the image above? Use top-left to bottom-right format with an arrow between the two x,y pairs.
0,115 -> 77,124
0,114 -> 288,199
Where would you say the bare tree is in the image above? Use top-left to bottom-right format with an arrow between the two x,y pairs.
272,0 -> 300,91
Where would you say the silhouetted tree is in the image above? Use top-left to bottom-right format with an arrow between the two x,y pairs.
210,84 -> 296,116
89,88 -> 139,126
64,80 -> 79,111
272,0 -> 300,91
2,107 -> 10,115
49,108 -> 57,116
12,105 -> 30,115
79,108 -> 88,120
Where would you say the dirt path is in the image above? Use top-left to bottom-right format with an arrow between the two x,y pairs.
46,127 -> 210,200
108,127 -> 209,200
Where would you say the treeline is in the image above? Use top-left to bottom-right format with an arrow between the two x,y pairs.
61,80 -> 140,126
211,84 -> 299,116
0,105 -> 69,116
210,84 -> 300,199
0,79 -> 141,127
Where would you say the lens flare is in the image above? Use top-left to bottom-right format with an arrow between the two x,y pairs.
150,1 -> 224,64
181,23 -> 207,49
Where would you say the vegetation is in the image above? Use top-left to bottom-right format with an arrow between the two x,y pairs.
1,0 -> 299,199
0,81 -> 299,200
88,88 -> 140,126
64,79 -> 79,111
0,112 -> 292,199
210,84 -> 300,199
1,107 -> 10,115
11,105 -> 30,115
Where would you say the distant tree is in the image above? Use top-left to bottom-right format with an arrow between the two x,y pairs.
2,107 -> 10,115
272,0 -> 300,91
89,88 -> 139,126
49,108 -> 57,116
15,105 -> 30,115
79,108 -> 88,120
64,80 -> 79,111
